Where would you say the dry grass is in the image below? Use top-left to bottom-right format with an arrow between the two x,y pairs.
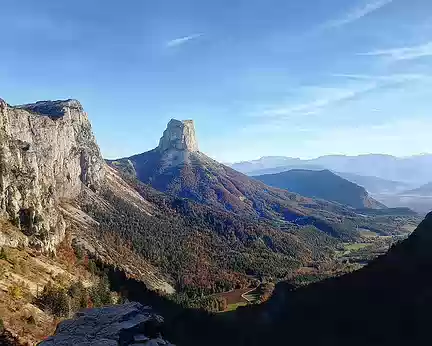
0,290 -> 57,344
0,240 -> 96,345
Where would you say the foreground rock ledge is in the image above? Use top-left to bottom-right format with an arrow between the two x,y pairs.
38,302 -> 174,346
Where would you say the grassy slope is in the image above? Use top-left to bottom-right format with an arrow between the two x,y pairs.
0,230 -> 96,344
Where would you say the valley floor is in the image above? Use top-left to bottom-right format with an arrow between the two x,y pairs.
212,224 -> 415,312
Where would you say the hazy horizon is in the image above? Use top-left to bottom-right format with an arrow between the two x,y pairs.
226,152 -> 432,165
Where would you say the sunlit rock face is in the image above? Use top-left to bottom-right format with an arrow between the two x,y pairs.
153,119 -> 200,170
158,119 -> 198,153
0,98 -> 105,252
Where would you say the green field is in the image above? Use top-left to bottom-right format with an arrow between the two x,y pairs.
225,302 -> 248,311
335,242 -> 372,257
359,229 -> 380,238
344,243 -> 371,251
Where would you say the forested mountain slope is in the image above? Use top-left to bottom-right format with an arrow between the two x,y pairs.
77,166 -> 339,296
254,169 -> 384,209
34,211 -> 432,346
110,119 -> 413,243
242,211 -> 432,345
144,211 -> 432,346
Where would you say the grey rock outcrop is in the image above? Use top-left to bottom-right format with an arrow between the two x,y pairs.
0,98 -> 105,252
158,119 -> 198,153
155,119 -> 201,170
38,302 -> 174,346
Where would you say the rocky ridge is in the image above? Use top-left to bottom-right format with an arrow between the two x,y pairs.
0,98 -> 105,252
38,302 -> 174,346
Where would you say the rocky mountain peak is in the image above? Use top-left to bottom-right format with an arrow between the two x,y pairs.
16,99 -> 84,119
158,119 -> 198,152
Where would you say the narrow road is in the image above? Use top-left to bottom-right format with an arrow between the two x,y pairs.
241,285 -> 260,303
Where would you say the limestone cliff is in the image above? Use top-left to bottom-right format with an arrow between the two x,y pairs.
152,119 -> 200,170
0,98 -> 105,252
158,119 -> 198,153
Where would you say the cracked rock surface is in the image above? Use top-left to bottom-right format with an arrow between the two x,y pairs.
0,99 -> 105,252
38,302 -> 174,346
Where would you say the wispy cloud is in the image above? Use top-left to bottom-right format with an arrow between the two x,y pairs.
359,41 -> 432,61
258,83 -> 378,118
326,0 -> 393,28
332,73 -> 429,83
255,72 -> 428,119
166,33 -> 203,48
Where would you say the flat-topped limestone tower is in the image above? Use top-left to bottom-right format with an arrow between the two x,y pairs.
158,119 -> 199,153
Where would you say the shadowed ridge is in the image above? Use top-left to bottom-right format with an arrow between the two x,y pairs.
241,211 -> 432,345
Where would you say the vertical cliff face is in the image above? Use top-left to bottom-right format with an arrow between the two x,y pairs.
152,119 -> 200,170
0,99 -> 105,252
158,119 -> 198,153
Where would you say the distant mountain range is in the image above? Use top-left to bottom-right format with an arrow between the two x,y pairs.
401,182 -> 432,196
231,156 -> 309,175
253,169 -> 385,209
231,154 -> 432,186
335,172 -> 412,194
231,154 -> 432,214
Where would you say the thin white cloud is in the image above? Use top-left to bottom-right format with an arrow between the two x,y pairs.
256,72 -> 428,120
326,0 -> 393,28
166,33 -> 203,48
258,83 -> 378,118
332,73 -> 429,83
359,41 -> 432,61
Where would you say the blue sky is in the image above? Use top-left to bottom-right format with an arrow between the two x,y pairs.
0,0 -> 431,162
